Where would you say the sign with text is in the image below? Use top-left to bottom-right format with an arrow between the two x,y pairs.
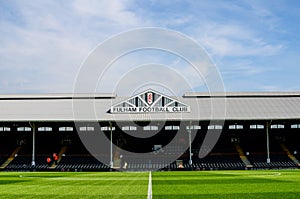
110,89 -> 190,114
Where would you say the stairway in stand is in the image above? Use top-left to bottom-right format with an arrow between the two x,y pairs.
280,143 -> 300,166
0,146 -> 21,169
235,144 -> 253,168
113,147 -> 121,169
49,146 -> 68,169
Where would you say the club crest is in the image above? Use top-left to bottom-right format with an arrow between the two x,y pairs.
147,92 -> 153,105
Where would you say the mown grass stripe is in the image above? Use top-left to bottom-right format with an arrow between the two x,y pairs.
152,170 -> 300,198
0,172 -> 149,199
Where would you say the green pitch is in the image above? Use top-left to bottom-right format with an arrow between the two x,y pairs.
0,172 -> 149,199
0,170 -> 299,198
152,170 -> 300,198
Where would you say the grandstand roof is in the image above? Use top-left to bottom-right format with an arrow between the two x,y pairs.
0,91 -> 300,121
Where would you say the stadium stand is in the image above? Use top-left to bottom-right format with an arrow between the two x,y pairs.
0,121 -> 299,171
0,91 -> 300,171
0,122 -> 299,171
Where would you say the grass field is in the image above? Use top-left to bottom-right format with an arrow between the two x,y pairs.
0,170 -> 299,198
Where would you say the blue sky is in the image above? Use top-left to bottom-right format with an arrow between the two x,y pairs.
1,0 -> 300,94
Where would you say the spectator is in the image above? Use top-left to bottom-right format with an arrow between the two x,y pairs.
53,153 -> 58,165
46,157 -> 52,167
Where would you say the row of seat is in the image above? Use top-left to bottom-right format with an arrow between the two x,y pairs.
56,156 -> 109,171
2,153 -> 299,171
248,155 -> 297,168
123,154 -> 297,170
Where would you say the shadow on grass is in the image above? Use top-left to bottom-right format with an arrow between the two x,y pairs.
153,178 -> 291,185
154,192 -> 300,199
0,180 -> 30,185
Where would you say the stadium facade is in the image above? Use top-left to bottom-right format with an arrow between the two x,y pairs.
0,89 -> 300,171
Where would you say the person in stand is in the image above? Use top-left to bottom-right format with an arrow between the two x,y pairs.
53,153 -> 58,165
46,157 -> 52,167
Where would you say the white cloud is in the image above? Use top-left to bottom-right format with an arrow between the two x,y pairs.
0,0 -> 145,93
200,24 -> 283,57
72,0 -> 141,27
0,0 -> 297,94
221,59 -> 264,77
72,28 -> 223,95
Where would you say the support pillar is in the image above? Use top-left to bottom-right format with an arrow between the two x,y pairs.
109,121 -> 113,168
188,121 -> 192,165
266,121 -> 270,164
30,123 -> 36,167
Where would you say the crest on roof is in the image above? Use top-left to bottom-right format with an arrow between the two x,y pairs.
110,89 -> 190,114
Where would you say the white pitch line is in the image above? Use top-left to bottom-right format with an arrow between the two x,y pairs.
147,171 -> 152,199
